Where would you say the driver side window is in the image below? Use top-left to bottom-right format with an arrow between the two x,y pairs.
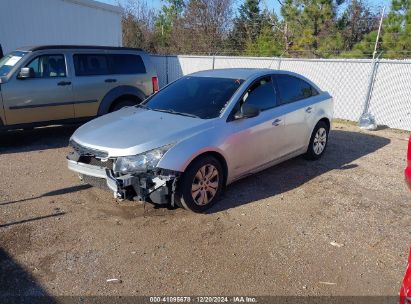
242,76 -> 277,111
26,54 -> 66,78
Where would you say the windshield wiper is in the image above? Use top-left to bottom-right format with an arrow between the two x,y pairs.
152,108 -> 201,119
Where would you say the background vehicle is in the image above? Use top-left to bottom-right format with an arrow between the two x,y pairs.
0,45 -> 158,130
400,247 -> 411,304
67,68 -> 333,212
406,135 -> 411,191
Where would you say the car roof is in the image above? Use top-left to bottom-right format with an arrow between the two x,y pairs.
15,45 -> 143,52
190,68 -> 323,92
191,68 -> 272,80
190,68 -> 310,80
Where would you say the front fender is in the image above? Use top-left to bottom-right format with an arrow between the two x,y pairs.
97,86 -> 147,115
157,127 -> 229,174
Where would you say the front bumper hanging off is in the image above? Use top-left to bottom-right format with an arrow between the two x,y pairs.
67,153 -> 179,205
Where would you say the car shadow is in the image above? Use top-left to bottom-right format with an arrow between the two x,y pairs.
0,125 -> 79,155
0,185 -> 92,206
0,248 -> 55,303
207,129 -> 391,213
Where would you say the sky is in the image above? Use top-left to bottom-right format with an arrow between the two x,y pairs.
97,0 -> 391,15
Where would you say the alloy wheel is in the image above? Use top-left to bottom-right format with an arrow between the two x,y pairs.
191,164 -> 219,206
313,127 -> 327,155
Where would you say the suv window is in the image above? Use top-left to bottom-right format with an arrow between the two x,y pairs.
26,54 -> 66,78
242,76 -> 277,111
276,75 -> 318,105
73,54 -> 109,76
108,54 -> 146,74
0,51 -> 28,76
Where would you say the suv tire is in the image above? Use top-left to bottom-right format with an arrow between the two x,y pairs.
110,99 -> 139,112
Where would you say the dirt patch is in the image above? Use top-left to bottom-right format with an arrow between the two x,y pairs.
0,122 -> 410,297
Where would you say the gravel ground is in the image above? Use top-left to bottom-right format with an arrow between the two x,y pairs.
0,121 -> 410,298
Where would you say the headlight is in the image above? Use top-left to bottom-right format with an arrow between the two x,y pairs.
114,144 -> 174,174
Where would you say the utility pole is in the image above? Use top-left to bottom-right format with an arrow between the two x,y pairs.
373,7 -> 385,60
359,7 -> 385,130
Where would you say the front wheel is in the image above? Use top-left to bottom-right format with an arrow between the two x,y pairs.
176,155 -> 224,212
304,121 -> 329,160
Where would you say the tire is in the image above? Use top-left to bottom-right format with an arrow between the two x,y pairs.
109,99 -> 139,112
304,121 -> 329,160
176,155 -> 224,213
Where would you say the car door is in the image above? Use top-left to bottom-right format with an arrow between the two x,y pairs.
225,76 -> 286,178
1,53 -> 74,125
273,74 -> 319,155
71,53 -> 115,118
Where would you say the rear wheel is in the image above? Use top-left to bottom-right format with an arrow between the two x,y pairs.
109,99 -> 139,112
176,155 -> 224,212
304,121 -> 329,160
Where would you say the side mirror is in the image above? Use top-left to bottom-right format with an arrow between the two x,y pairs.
17,67 -> 35,79
234,103 -> 260,120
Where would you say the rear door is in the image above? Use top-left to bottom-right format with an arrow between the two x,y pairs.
71,53 -> 114,118
273,74 -> 320,155
2,53 -> 74,125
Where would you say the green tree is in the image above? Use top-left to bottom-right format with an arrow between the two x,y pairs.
244,11 -> 284,56
280,0 -> 344,57
337,0 -> 378,50
382,0 -> 411,58
228,0 -> 268,54
340,30 -> 378,58
154,0 -> 186,52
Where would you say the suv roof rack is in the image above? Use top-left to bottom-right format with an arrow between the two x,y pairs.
21,45 -> 144,52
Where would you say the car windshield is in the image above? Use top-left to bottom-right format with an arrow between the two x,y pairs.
0,51 -> 28,76
144,76 -> 244,119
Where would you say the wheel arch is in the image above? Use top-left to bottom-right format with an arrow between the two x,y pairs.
97,86 -> 146,115
185,151 -> 229,186
318,117 -> 331,131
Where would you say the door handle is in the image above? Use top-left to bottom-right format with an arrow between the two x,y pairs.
306,107 -> 313,113
105,79 -> 117,83
272,118 -> 282,126
57,81 -> 71,86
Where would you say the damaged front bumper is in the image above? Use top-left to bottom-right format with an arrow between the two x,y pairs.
67,153 -> 180,205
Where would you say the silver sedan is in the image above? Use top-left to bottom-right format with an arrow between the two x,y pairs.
67,68 -> 333,212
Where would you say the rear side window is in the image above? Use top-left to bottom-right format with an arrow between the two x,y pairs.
275,75 -> 318,105
73,54 -> 109,76
108,54 -> 146,74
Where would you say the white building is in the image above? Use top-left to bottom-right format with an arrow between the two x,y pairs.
0,0 -> 122,54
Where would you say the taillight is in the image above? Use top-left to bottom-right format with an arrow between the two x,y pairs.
152,76 -> 159,94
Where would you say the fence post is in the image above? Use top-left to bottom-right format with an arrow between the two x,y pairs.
165,55 -> 169,85
212,56 -> 215,70
277,57 -> 282,70
359,56 -> 381,129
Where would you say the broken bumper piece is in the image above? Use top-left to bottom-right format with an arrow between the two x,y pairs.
67,153 -> 179,204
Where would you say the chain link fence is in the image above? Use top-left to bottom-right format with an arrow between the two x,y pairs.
150,55 -> 411,131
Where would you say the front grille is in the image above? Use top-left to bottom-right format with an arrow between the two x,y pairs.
78,156 -> 114,170
70,140 -> 108,159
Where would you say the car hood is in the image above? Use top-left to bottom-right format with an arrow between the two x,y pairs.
71,107 -> 215,157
